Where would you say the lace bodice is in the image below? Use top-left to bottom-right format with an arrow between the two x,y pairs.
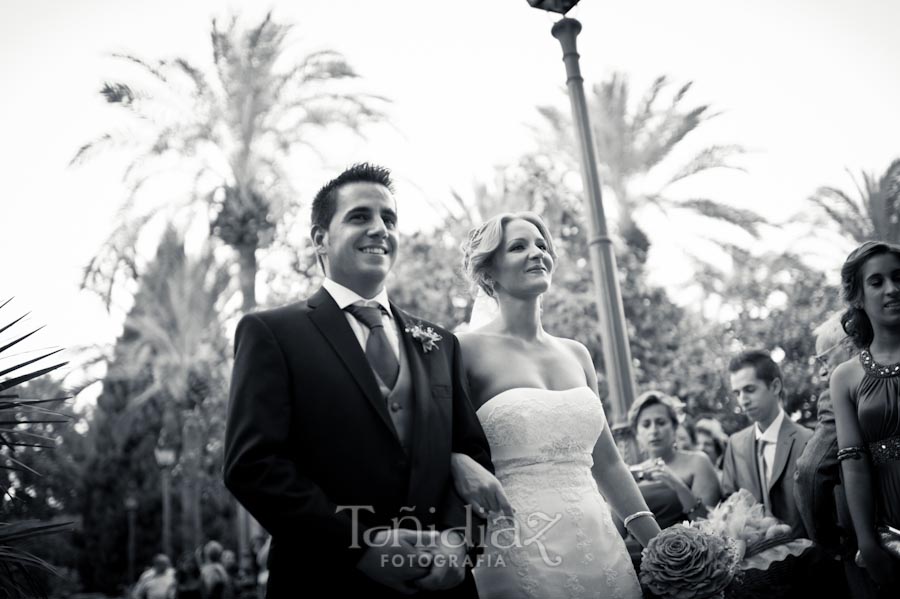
477,386 -> 604,486
472,386 -> 641,599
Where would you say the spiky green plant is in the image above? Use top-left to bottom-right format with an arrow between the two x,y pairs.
0,298 -> 71,598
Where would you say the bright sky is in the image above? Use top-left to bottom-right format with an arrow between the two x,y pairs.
2,0 -> 899,377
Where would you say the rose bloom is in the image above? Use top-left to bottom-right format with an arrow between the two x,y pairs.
640,524 -> 738,599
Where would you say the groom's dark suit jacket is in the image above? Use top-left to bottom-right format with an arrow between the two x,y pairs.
223,288 -> 492,598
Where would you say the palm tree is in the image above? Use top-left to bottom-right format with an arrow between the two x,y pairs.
72,11 -> 388,313
808,158 -> 900,244
0,298 -> 71,598
111,228 -> 234,553
537,72 -> 765,257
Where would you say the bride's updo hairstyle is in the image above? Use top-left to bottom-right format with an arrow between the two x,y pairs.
461,212 -> 558,299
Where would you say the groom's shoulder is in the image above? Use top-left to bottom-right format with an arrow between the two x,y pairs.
240,300 -> 309,328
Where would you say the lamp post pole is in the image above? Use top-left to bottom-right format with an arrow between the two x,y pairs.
527,2 -> 639,458
124,494 -> 138,585
549,18 -> 637,425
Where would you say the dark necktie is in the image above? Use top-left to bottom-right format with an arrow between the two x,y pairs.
757,439 -> 772,514
345,304 -> 399,389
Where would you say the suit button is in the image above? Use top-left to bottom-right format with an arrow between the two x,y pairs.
390,401 -> 402,412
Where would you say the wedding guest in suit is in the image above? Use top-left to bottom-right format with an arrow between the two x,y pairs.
722,349 -> 813,538
223,163 -> 493,598
795,313 -> 876,598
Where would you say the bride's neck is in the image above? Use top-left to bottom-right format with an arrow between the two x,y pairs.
497,295 -> 544,341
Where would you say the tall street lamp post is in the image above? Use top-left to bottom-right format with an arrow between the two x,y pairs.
526,1 -> 639,457
124,493 -> 138,585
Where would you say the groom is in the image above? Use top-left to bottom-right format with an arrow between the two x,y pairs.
224,163 -> 493,598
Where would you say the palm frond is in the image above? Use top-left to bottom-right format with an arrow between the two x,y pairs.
630,75 -> 667,137
0,349 -> 64,379
808,185 -> 872,242
676,198 -> 767,238
0,521 -> 71,599
662,144 -> 746,189
640,105 -> 711,172
68,133 -> 114,167
0,305 -> 71,596
109,52 -> 169,83
99,82 -> 136,105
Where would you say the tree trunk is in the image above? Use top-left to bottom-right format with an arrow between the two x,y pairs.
237,244 -> 257,314
234,243 -> 261,568
613,187 -> 650,264
181,410 -> 203,551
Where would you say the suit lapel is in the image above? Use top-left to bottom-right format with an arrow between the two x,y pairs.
393,306 -> 434,504
307,288 -> 398,438
767,419 -> 796,493
739,429 -> 763,501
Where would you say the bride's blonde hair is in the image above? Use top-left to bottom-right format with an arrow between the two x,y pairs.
461,212 -> 558,299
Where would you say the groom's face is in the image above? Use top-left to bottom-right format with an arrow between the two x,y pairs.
316,182 -> 398,296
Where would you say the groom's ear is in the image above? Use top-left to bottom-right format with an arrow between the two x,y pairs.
311,225 -> 328,270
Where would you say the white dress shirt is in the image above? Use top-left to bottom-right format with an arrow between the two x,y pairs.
321,278 -> 400,359
754,408 -> 784,484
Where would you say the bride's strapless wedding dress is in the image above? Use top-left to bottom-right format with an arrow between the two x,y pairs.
472,387 -> 642,599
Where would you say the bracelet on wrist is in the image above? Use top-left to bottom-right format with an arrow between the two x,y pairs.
837,446 -> 868,462
623,510 -> 655,528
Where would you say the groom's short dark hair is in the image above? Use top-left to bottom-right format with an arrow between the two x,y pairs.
311,163 -> 395,230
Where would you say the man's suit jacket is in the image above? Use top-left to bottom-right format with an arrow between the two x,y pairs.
223,288 -> 493,598
794,390 -> 849,551
794,390 -> 878,597
721,416 -> 813,538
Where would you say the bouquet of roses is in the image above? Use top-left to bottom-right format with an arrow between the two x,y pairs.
639,524 -> 741,599
641,490 -> 816,599
695,489 -> 795,560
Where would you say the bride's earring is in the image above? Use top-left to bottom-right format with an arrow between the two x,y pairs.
484,275 -> 495,296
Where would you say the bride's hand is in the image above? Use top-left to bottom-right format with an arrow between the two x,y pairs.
450,453 -> 515,518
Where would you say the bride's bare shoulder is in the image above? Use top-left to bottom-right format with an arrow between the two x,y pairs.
458,328 -> 501,354
552,335 -> 592,363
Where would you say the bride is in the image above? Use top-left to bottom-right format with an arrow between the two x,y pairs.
450,212 -> 660,598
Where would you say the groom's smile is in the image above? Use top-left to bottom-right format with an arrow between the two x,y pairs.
316,181 -> 398,298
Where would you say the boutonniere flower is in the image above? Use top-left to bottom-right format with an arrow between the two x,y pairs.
404,322 -> 442,353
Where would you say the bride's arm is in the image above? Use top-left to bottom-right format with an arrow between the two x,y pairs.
569,340 -> 661,547
592,423 -> 661,546
450,453 -> 514,517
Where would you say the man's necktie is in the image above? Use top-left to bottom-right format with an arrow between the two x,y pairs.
757,439 -> 772,514
345,304 -> 399,389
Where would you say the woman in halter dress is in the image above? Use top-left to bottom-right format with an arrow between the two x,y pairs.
448,212 -> 660,599
831,240 -> 900,594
